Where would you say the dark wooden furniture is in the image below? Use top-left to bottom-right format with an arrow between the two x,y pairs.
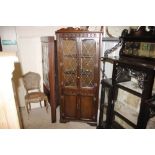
56,27 -> 103,123
0,37 -> 2,51
145,95 -> 155,119
98,26 -> 155,129
41,36 -> 58,123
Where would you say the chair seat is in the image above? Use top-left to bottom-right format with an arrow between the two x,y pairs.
25,92 -> 47,102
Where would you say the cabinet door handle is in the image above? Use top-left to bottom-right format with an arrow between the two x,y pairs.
77,103 -> 79,110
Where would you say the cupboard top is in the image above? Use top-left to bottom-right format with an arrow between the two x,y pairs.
56,27 -> 103,34
56,33 -> 102,38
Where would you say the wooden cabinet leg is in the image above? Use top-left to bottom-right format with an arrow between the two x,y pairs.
98,84 -> 106,128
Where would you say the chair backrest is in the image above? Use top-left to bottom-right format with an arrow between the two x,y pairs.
23,72 -> 41,92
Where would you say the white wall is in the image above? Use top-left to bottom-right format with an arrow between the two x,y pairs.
0,26 -> 63,108
17,37 -> 44,107
15,26 -> 62,107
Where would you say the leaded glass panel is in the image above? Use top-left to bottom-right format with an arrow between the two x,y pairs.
42,43 -> 49,89
62,39 -> 77,87
80,39 -> 96,87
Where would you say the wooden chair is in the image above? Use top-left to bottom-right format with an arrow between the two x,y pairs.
23,72 -> 48,113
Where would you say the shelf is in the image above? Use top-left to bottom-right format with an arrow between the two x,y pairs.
117,81 -> 142,97
102,37 -> 119,42
114,101 -> 139,128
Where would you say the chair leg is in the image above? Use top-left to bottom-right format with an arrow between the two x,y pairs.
25,101 -> 29,114
45,98 -> 48,112
40,101 -> 42,108
29,103 -> 31,111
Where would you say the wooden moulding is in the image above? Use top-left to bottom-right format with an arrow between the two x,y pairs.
56,27 -> 104,33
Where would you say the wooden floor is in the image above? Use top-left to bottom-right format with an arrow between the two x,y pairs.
19,105 -> 155,129
19,107 -> 96,129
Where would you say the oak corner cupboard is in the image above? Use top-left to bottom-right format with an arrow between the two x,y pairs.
56,27 -> 103,123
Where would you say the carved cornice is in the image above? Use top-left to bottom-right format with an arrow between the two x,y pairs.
56,27 -> 103,33
56,27 -> 88,33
